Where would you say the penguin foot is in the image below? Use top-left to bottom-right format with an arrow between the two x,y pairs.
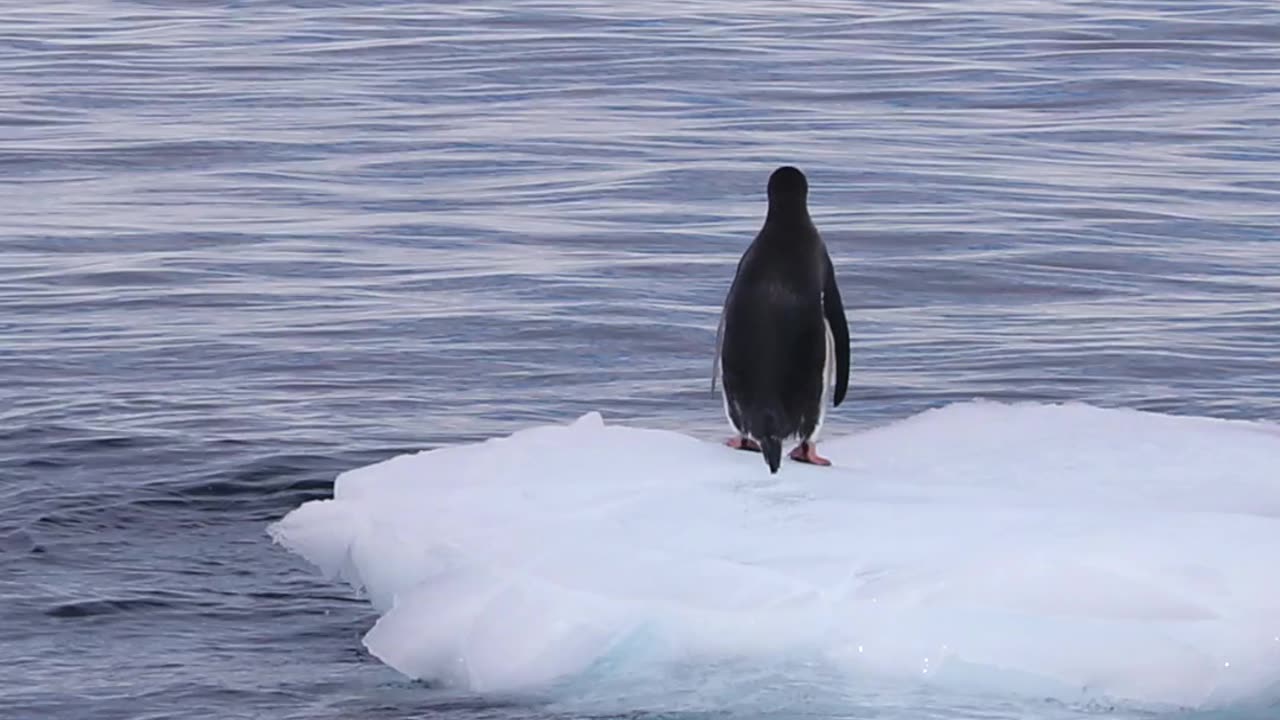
788,442 -> 831,466
726,436 -> 761,452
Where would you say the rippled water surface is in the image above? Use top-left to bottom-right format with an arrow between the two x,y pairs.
2,1 -> 1279,718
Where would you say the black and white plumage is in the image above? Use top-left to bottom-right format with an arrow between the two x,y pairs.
713,166 -> 850,474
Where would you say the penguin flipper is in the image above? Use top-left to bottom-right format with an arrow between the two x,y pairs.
714,249 -> 752,395
711,308 -> 725,393
822,253 -> 850,406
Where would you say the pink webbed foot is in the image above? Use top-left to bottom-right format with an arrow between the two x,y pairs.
726,436 -> 761,452
788,441 -> 831,466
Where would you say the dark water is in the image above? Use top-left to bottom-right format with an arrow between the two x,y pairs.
2,1 -> 1278,718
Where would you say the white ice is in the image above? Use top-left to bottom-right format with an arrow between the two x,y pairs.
268,400 -> 1280,711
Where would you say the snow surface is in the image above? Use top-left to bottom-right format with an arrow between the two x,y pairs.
268,401 -> 1280,710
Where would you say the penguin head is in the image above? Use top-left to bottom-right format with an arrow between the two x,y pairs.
766,166 -> 808,202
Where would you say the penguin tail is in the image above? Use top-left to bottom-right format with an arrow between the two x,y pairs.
750,408 -> 785,474
759,436 -> 782,474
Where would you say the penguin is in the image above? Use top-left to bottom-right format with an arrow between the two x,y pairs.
712,166 -> 850,474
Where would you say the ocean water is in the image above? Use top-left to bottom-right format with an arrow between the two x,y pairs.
1,1 -> 1278,719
